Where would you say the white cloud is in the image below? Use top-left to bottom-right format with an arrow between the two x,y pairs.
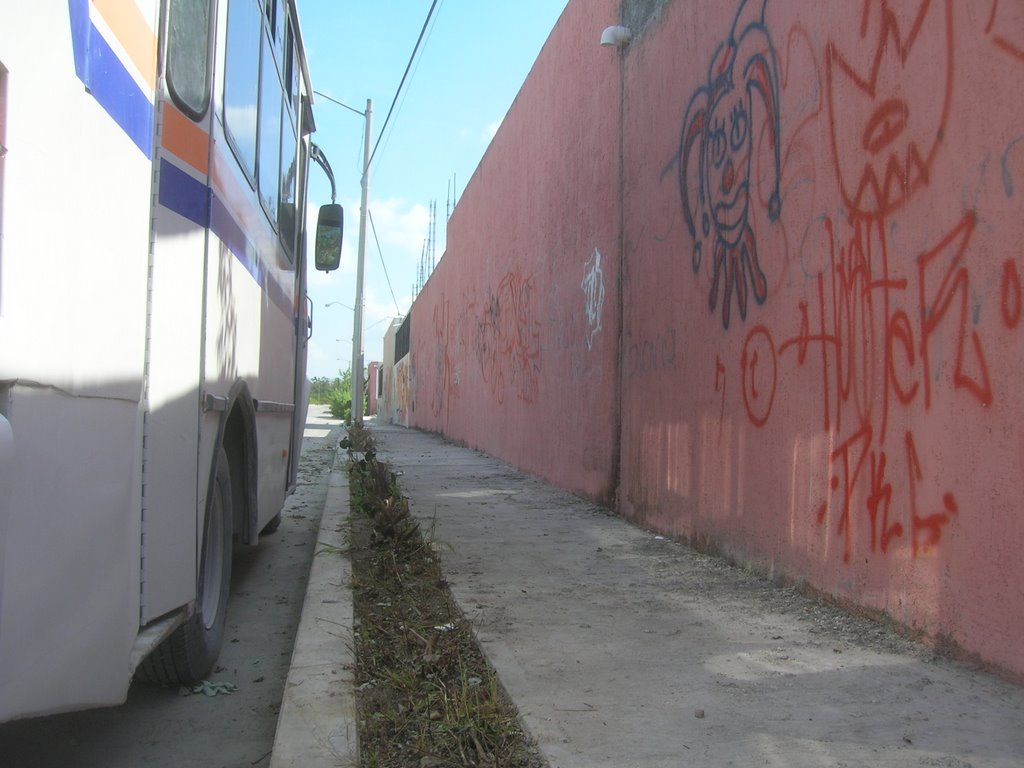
305,195 -> 431,378
368,197 -> 431,255
484,120 -> 502,142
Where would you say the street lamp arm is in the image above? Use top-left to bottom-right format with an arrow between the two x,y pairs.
313,90 -> 366,118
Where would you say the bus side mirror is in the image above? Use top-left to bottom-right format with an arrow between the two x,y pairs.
314,204 -> 343,272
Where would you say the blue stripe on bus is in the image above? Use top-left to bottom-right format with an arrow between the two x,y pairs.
159,159 -> 210,227
159,163 -> 294,322
68,0 -> 90,82
67,0 -> 153,157
264,265 -> 295,322
209,195 -> 295,322
210,193 -> 262,285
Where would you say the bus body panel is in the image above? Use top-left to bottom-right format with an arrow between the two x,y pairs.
143,20 -> 220,619
0,0 -> 324,721
0,388 -> 141,720
0,1 -> 156,720
143,194 -> 206,622
0,2 -> 151,393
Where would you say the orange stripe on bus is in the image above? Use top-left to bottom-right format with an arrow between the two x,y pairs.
91,0 -> 157,91
162,104 -> 209,176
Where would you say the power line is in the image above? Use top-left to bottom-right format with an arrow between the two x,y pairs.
368,2 -> 443,171
367,0 -> 440,169
367,209 -> 402,316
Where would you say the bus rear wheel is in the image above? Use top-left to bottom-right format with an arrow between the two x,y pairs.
260,511 -> 283,534
137,446 -> 233,685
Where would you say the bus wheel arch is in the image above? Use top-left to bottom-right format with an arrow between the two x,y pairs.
221,385 -> 258,544
136,445 -> 233,684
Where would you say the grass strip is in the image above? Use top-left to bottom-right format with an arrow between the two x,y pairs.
344,425 -> 547,768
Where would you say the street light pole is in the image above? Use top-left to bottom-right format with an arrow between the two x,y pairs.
352,98 -> 372,425
314,92 -> 372,425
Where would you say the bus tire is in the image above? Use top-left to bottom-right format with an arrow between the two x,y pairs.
260,511 -> 283,535
137,446 -> 233,686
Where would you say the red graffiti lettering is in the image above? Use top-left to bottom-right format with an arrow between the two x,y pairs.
472,271 -> 542,405
986,0 -> 1024,62
867,448 -> 903,555
774,213 -> 993,561
780,217 -> 908,442
1001,258 -> 1021,329
431,298 -> 455,419
887,309 -> 918,407
829,422 -> 872,563
741,326 -> 777,427
905,432 -> 958,557
826,0 -> 954,218
711,5 -> 1007,564
917,212 -> 992,408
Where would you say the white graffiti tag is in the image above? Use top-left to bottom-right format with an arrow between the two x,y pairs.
582,248 -> 606,351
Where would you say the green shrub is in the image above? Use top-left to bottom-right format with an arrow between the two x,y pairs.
313,369 -> 353,421
327,387 -> 352,421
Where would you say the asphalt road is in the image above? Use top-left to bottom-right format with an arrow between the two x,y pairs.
0,405 -> 344,768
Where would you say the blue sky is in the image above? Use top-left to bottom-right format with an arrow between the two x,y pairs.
296,1 -> 570,379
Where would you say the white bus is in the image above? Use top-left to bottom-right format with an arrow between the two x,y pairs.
0,0 -> 342,721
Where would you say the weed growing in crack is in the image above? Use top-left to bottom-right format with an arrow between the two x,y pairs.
344,426 -> 421,545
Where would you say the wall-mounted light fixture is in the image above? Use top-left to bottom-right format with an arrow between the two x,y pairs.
600,25 -> 632,48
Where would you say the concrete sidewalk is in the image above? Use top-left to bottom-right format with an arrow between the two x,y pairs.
271,439 -> 357,768
368,421 -> 1024,768
273,420 -> 1024,767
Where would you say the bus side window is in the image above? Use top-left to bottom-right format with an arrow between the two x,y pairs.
279,109 -> 298,262
166,0 -> 212,120
278,22 -> 299,263
284,18 -> 298,117
272,0 -> 286,54
257,27 -> 282,226
224,0 -> 262,184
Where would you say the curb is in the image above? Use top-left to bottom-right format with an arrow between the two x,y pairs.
270,445 -> 357,767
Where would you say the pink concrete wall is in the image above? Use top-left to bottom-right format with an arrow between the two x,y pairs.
407,0 -> 1024,677
410,0 -> 622,501
367,361 -> 380,416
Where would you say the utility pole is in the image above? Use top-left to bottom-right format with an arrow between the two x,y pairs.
352,98 -> 372,425
312,92 -> 373,425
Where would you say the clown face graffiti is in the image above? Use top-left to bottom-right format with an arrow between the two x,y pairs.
679,0 -> 782,330
708,89 -> 753,243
